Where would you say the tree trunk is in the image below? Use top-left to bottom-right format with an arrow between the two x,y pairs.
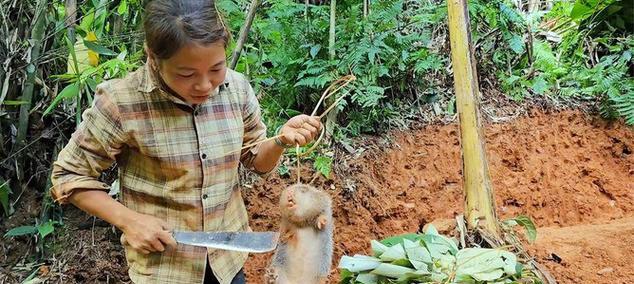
14,0 -> 47,182
446,0 -> 501,239
229,0 -> 260,70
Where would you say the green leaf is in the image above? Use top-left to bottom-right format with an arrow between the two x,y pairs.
4,225 -> 38,237
37,221 -> 57,238
310,44 -> 321,59
356,273 -> 378,284
338,255 -> 382,272
508,34 -> 525,54
531,76 -> 549,95
83,40 -> 118,56
380,233 -> 422,247
421,227 -> 459,258
314,155 -> 332,178
43,82 -> 81,116
424,224 -> 439,235
379,243 -> 406,261
79,9 -> 95,33
370,263 -> 415,278
277,164 -> 290,177
1,100 -> 29,106
511,215 -> 537,243
403,239 -> 432,269
86,77 -> 98,93
117,0 -> 128,15
0,180 -> 11,215
456,248 -> 506,281
371,240 -> 389,256
339,268 -> 355,284
570,0 -> 598,21
65,35 -> 80,75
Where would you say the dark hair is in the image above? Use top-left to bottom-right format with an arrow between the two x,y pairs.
144,0 -> 230,59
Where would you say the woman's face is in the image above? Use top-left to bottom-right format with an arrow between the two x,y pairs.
154,41 -> 227,105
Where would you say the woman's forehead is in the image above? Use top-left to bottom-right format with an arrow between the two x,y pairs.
164,42 -> 226,69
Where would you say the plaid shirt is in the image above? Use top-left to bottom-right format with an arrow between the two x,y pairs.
51,63 -> 269,284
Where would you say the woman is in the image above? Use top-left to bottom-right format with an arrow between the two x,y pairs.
51,1 -> 321,283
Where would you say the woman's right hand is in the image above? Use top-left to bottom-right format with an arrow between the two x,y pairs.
120,212 -> 177,255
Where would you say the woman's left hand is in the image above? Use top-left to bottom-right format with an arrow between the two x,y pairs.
278,115 -> 322,147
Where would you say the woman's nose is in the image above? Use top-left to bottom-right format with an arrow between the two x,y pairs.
194,77 -> 213,92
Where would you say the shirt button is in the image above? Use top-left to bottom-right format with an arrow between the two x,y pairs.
202,194 -> 208,199
201,153 -> 207,159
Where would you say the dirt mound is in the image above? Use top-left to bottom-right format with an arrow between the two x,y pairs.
528,217 -> 634,283
244,110 -> 633,283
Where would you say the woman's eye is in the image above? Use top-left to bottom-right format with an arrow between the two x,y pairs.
179,73 -> 194,78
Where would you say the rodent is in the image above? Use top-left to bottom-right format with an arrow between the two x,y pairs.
266,184 -> 334,284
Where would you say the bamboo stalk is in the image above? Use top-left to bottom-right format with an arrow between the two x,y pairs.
0,69 -> 4,157
41,137 -> 63,222
328,0 -> 336,61
363,0 -> 369,18
65,0 -> 77,42
229,0 -> 260,70
446,0 -> 501,239
14,0 -> 47,182
326,0 -> 338,138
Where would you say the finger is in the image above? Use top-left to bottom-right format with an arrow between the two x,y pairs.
158,231 -> 178,250
149,238 -> 166,252
291,115 -> 308,128
297,128 -> 313,142
294,132 -> 308,146
307,116 -> 321,129
131,242 -> 151,254
302,123 -> 318,136
138,248 -> 151,255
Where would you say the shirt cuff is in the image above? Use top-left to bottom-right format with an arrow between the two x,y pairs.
51,178 -> 110,204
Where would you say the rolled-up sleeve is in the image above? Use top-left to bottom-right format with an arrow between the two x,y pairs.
51,84 -> 127,204
238,81 -> 272,175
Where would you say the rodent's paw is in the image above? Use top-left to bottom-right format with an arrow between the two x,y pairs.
264,267 -> 278,284
280,230 -> 296,244
316,215 -> 328,230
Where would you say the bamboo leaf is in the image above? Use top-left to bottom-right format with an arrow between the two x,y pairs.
4,225 -> 38,237
117,0 -> 128,15
43,82 -> 81,116
84,40 -> 118,56
0,180 -> 10,215
1,100 -> 29,106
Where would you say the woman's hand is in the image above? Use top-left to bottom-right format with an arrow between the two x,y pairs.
120,212 -> 177,255
278,115 -> 322,147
